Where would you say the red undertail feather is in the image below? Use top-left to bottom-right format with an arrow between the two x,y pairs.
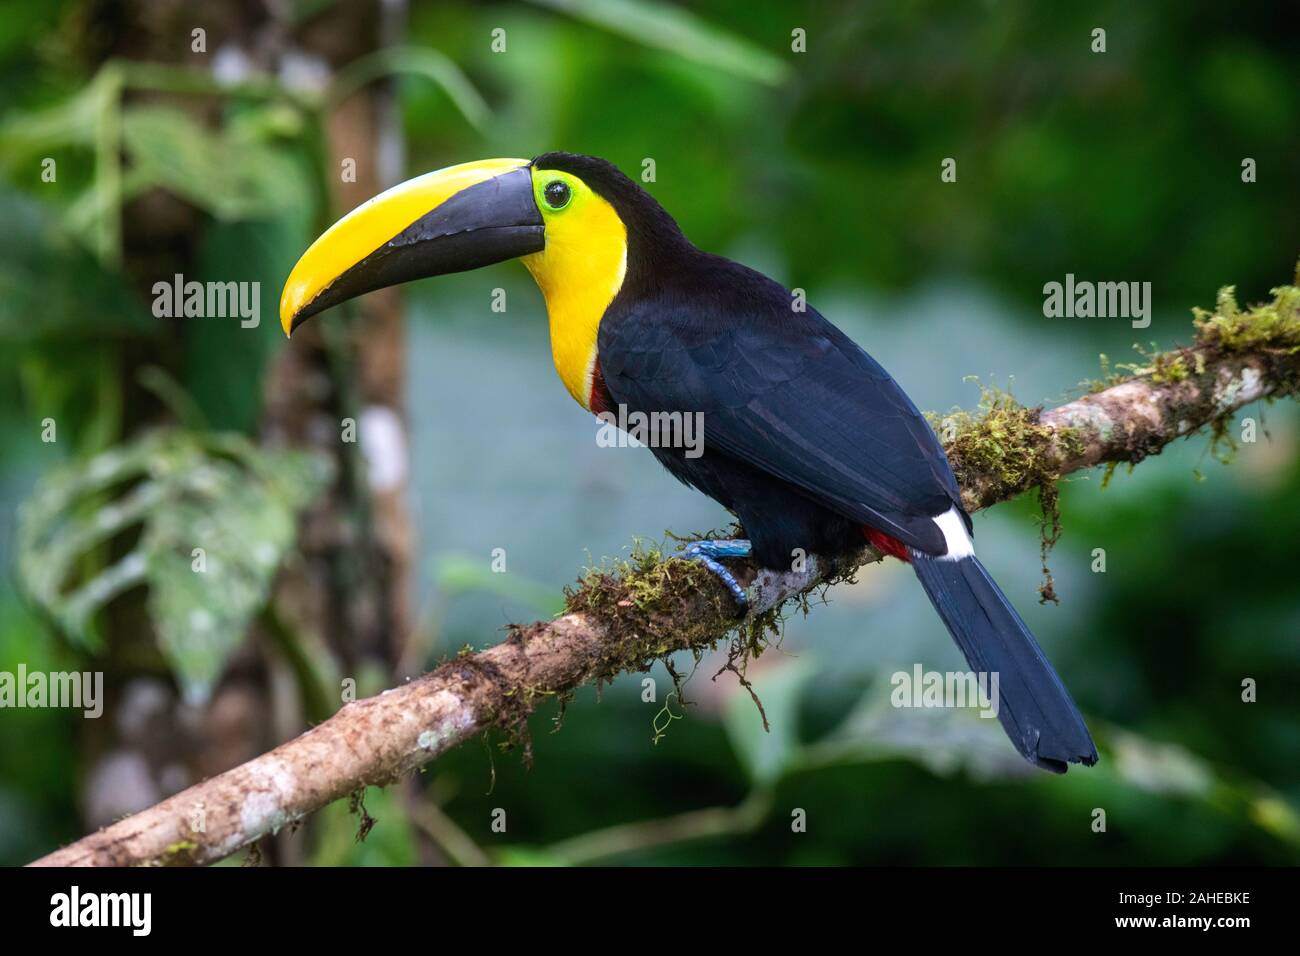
863,525 -> 911,563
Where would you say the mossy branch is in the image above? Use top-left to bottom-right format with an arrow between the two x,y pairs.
30,278 -> 1300,867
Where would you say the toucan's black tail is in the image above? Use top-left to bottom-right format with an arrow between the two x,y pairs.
910,551 -> 1098,773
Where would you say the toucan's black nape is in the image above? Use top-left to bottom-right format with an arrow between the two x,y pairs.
281,152 -> 1099,773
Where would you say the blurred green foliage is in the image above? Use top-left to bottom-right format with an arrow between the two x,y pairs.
16,429 -> 332,701
0,0 -> 1296,866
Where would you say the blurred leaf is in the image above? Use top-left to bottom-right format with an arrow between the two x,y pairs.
0,189 -> 152,344
327,46 -> 491,132
812,673 -> 1036,782
1108,727 -> 1214,798
496,845 -> 568,867
1108,726 -> 1300,850
808,682 -> 1300,850
528,0 -> 791,86
143,443 -> 329,703
135,366 -> 209,431
16,429 -> 332,702
1251,795 -> 1300,847
0,75 -> 103,161
120,105 -> 310,221
722,656 -> 816,785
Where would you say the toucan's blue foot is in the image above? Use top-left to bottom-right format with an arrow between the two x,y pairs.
673,539 -> 752,615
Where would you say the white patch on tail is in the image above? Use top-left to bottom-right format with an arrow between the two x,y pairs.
933,506 -> 974,561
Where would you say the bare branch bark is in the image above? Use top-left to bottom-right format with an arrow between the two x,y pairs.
31,286 -> 1300,867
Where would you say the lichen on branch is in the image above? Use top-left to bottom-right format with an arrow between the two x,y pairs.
942,278 -> 1300,506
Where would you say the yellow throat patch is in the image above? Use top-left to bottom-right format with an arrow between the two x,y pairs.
522,169 -> 627,409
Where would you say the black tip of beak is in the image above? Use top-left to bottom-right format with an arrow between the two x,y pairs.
288,306 -> 317,334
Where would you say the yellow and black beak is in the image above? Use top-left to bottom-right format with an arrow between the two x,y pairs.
280,158 -> 542,335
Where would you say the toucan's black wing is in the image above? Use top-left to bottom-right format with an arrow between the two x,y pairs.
598,266 -> 963,554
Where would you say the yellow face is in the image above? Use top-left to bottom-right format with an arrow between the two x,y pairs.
280,158 -> 630,413
522,169 -> 628,410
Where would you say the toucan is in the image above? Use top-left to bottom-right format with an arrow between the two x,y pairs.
281,153 -> 1098,773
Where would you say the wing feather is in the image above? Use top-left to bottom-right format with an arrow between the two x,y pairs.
599,295 -> 962,553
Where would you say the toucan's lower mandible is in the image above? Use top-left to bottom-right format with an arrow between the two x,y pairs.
281,152 -> 1099,774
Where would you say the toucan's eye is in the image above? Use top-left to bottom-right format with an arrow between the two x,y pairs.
543,180 -> 571,209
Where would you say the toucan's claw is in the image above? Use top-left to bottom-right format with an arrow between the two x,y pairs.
673,539 -> 752,616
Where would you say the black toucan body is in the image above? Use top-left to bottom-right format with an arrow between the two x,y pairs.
281,152 -> 1098,773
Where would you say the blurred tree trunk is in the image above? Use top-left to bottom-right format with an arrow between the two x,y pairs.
261,2 -> 413,682
72,0 -> 415,865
